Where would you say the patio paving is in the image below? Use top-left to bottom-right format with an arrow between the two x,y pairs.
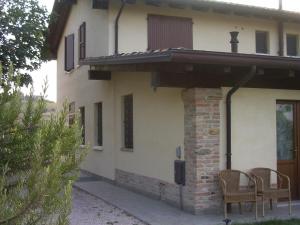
74,171 -> 300,225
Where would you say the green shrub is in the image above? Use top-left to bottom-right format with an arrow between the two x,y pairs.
0,65 -> 87,225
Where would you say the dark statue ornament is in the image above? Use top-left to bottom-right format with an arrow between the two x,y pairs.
230,31 -> 239,53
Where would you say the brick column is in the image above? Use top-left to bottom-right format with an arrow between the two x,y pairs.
182,88 -> 222,214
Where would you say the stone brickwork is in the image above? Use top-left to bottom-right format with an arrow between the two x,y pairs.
115,169 -> 181,207
182,88 -> 222,214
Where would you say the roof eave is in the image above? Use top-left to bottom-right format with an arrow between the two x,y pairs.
47,0 -> 76,59
80,50 -> 300,71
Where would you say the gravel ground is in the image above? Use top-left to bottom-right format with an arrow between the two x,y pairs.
70,188 -> 147,225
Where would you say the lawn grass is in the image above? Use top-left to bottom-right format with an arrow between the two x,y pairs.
234,219 -> 300,225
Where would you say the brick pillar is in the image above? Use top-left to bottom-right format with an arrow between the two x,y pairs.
182,88 -> 222,214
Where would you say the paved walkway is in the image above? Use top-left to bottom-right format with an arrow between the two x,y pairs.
74,172 -> 300,225
71,188 -> 146,225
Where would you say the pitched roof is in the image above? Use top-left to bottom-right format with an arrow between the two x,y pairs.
47,0 -> 76,59
47,0 -> 300,59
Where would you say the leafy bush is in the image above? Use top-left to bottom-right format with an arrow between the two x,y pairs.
0,66 -> 87,225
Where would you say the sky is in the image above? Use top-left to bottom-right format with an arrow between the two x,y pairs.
31,0 -> 300,102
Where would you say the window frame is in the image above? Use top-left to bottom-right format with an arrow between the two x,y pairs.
122,94 -> 134,150
79,22 -> 86,60
79,106 -> 85,145
92,0 -> 109,9
68,102 -> 76,126
64,33 -> 75,72
286,34 -> 299,57
255,30 -> 269,54
95,102 -> 103,147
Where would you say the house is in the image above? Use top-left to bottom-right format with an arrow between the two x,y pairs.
48,0 -> 300,214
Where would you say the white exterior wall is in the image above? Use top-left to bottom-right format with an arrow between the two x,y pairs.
109,2 -> 300,56
57,0 -> 115,179
112,72 -> 184,183
220,88 -> 300,173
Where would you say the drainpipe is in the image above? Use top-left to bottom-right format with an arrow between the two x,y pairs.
115,0 -> 126,55
278,0 -> 284,56
226,65 -> 257,170
226,31 -> 257,169
279,0 -> 283,10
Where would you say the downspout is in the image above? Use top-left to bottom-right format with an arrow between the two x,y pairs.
226,32 -> 257,169
226,65 -> 257,169
115,0 -> 126,55
278,0 -> 284,56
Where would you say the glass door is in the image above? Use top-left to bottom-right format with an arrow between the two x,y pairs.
277,102 -> 299,199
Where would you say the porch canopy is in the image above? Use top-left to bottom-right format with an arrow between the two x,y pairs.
80,48 -> 300,90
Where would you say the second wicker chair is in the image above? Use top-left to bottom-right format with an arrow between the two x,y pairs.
219,170 -> 258,219
250,167 -> 292,217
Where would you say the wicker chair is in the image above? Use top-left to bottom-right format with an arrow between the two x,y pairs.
219,170 -> 258,219
250,168 -> 291,217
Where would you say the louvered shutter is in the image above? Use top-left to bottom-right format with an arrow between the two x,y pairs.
97,102 -> 103,146
148,15 -> 193,50
124,95 -> 133,149
80,107 -> 85,145
79,22 -> 86,60
65,34 -> 74,71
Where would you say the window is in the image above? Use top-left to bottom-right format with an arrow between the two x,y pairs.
148,15 -> 193,50
122,95 -> 133,149
256,31 -> 269,54
65,34 -> 75,71
79,22 -> 86,60
69,102 -> 75,126
92,0 -> 108,9
95,102 -> 103,146
287,34 -> 298,56
79,107 -> 85,145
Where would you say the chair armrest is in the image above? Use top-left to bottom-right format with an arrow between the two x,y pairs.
219,177 -> 227,194
240,171 -> 257,193
270,169 -> 291,190
250,173 -> 264,192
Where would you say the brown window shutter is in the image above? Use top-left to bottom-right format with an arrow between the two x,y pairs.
123,95 -> 133,149
148,15 -> 193,50
79,22 -> 86,60
68,102 -> 75,126
65,34 -> 75,71
79,106 -> 85,145
97,102 -> 103,146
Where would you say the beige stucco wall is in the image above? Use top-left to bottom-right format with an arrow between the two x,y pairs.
112,72 -> 184,183
56,0 -> 115,179
108,1 -> 300,56
56,0 -> 300,184
220,88 -> 300,173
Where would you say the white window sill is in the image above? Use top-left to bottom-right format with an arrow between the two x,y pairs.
80,145 -> 87,149
287,55 -> 300,58
65,68 -> 75,75
93,146 -> 104,151
255,53 -> 270,56
120,147 -> 134,152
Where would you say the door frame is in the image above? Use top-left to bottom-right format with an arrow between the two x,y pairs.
277,100 -> 300,200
